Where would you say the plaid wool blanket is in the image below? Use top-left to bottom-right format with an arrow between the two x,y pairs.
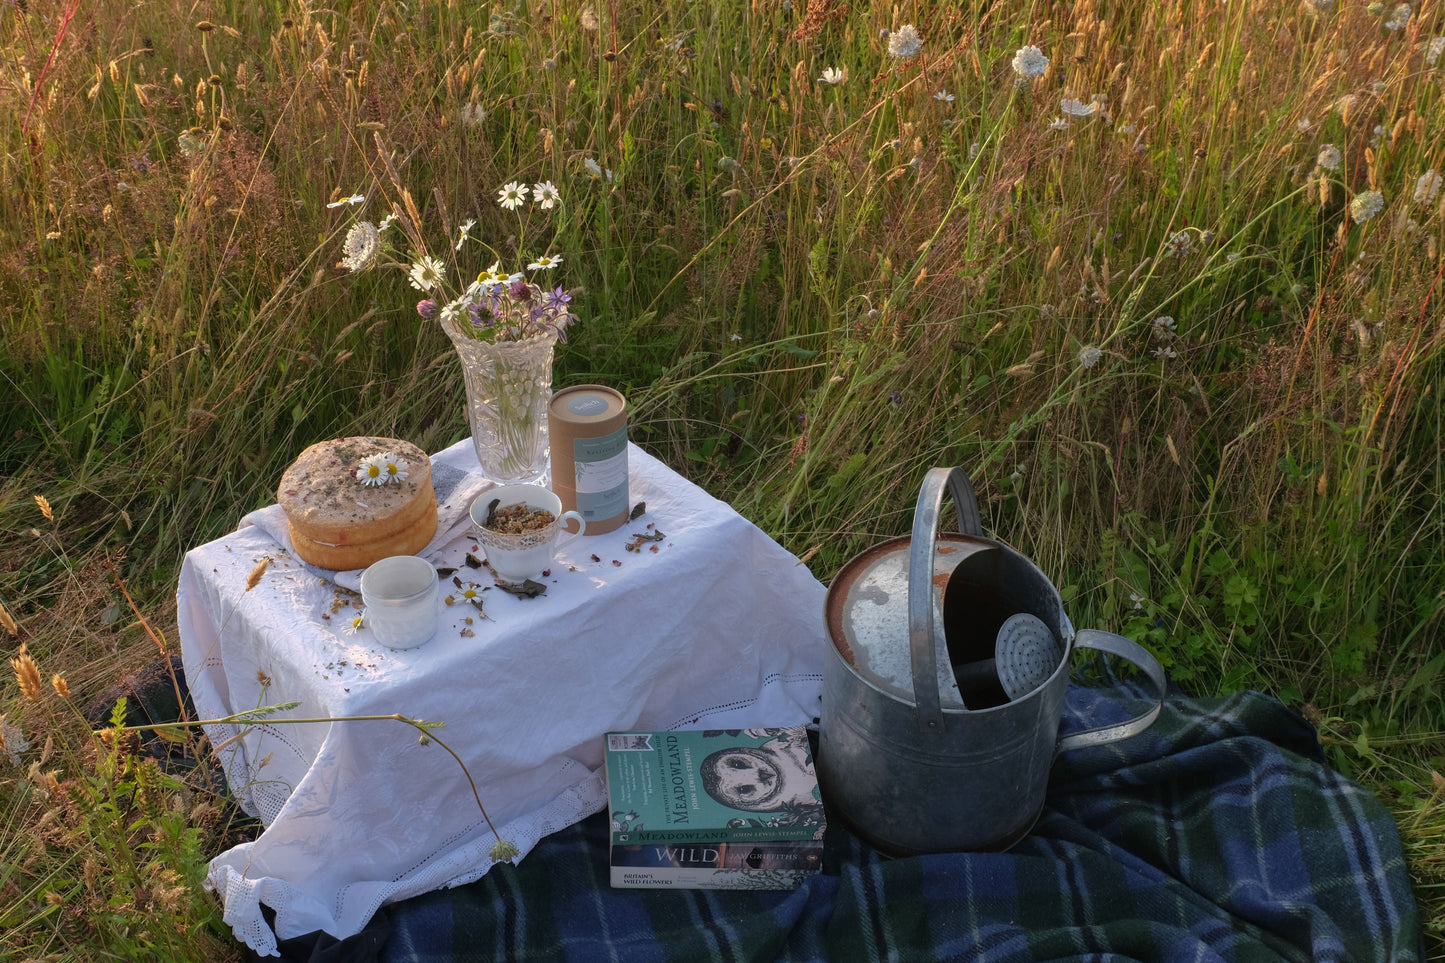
223,681 -> 1422,963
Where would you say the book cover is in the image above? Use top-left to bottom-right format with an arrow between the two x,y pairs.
603,726 -> 826,889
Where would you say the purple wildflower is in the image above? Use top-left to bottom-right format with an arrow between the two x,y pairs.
416,299 -> 438,319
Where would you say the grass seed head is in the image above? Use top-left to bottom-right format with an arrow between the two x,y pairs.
11,645 -> 43,702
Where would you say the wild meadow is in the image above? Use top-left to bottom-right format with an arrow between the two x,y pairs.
1,0 -> 1442,957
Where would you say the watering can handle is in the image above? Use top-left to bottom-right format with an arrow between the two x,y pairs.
1055,630 -> 1168,752
908,467 -> 982,732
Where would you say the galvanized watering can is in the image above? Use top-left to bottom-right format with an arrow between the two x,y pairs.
817,466 -> 1167,856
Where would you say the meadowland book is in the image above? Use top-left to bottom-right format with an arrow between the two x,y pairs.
603,726 -> 826,889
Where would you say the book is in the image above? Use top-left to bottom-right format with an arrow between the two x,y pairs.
603,726 -> 826,890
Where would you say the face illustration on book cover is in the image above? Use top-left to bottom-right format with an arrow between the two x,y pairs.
700,728 -> 823,827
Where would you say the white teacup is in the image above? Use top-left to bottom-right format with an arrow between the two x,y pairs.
359,555 -> 439,650
470,484 -> 586,581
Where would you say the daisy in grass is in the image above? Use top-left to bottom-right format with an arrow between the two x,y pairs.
818,66 -> 847,85
497,181 -> 529,210
327,193 -> 365,209
408,255 -> 446,292
340,221 -> 380,272
529,254 -> 563,271
532,181 -> 561,209
934,90 -> 955,102
887,24 -> 922,59
1350,190 -> 1385,222
1012,45 -> 1048,80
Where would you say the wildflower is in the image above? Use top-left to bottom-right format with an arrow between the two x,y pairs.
933,90 -> 955,102
408,255 -> 446,292
326,193 -> 366,209
1317,144 -> 1341,170
356,454 -> 390,486
1384,3 -> 1410,30
1350,189 -> 1385,222
1060,97 -> 1099,117
1117,123 -> 1137,135
1012,45 -> 1049,79
1428,38 -> 1445,66
583,158 -> 614,181
343,615 -> 365,636
455,219 -> 475,251
1152,315 -> 1178,340
417,299 -> 438,319
1079,345 -> 1103,369
1049,117 -> 1069,131
532,181 -> 561,209
489,839 -> 520,863
378,213 -> 397,232
818,66 -> 847,85
340,221 -> 380,272
1297,117 -> 1312,133
477,262 -> 514,289
542,286 -> 572,313
381,454 -> 409,482
1167,230 -> 1194,257
1153,345 -> 1177,361
0,715 -> 27,767
1307,0 -> 1334,10
579,6 -> 600,30
496,181 -> 529,210
528,254 -> 563,271
460,103 -> 487,127
887,24 -> 922,59
718,156 -> 742,173
1413,170 -> 1442,204
10,645 -> 42,702
1129,592 -> 1144,610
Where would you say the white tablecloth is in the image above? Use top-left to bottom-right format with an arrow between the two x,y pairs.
177,440 -> 828,956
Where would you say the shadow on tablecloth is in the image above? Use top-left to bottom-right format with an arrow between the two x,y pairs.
99,663 -> 1424,963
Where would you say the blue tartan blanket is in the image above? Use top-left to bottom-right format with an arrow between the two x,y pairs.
235,682 -> 1422,963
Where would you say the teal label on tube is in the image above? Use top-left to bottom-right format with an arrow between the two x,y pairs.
574,426 -> 628,521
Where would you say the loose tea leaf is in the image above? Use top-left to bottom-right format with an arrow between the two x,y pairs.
436,567 -> 457,579
496,578 -> 548,598
465,553 -> 485,569
629,501 -> 646,520
484,498 -> 501,528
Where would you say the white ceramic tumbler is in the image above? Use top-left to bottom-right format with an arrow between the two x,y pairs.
359,555 -> 440,650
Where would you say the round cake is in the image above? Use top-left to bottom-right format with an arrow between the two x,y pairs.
277,436 -> 438,571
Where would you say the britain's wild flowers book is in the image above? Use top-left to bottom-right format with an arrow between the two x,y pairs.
603,727 -> 826,889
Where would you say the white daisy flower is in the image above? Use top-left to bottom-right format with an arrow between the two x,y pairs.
818,66 -> 847,85
326,193 -> 366,209
1317,144 -> 1342,171
455,219 -> 475,251
933,90 -> 955,102
887,24 -> 922,59
1350,189 -> 1385,222
533,181 -> 561,209
528,254 -> 563,270
356,454 -> 389,486
378,213 -> 397,232
380,453 -> 409,483
497,181 -> 529,210
343,614 -> 365,636
340,221 -> 380,272
1012,45 -> 1048,79
408,255 -> 446,292
1413,169 -> 1442,204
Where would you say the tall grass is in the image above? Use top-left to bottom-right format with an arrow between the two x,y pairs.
2,0 -> 1442,957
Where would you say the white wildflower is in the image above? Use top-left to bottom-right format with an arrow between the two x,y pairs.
887,24 -> 922,59
1167,230 -> 1194,257
1384,3 -> 1410,30
1318,144 -> 1342,170
0,714 -> 27,767
1152,315 -> 1178,340
583,157 -> 614,181
1049,116 -> 1069,131
455,218 -> 475,251
1012,45 -> 1049,79
1350,189 -> 1385,222
380,453 -> 409,483
528,254 -> 563,271
818,66 -> 847,85
579,6 -> 600,31
326,193 -> 366,209
496,181 -> 529,210
1428,37 -> 1445,66
461,103 -> 487,127
1060,96 -> 1099,117
378,213 -> 397,233
356,454 -> 389,486
1152,345 -> 1177,361
1413,169 -> 1442,204
1297,117 -> 1312,133
340,221 -> 380,272
933,90 -> 955,102
533,181 -> 561,209
1079,345 -> 1103,369
408,255 -> 446,292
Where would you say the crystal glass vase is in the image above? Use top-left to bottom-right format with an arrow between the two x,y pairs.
444,321 -> 557,486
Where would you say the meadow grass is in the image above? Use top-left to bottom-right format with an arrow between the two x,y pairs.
2,0 -> 1442,957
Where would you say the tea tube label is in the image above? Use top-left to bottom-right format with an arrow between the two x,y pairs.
573,426 -> 628,523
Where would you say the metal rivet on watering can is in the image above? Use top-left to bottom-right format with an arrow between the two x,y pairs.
818,466 -> 1169,857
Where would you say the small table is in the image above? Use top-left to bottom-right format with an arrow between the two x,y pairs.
177,440 -> 828,956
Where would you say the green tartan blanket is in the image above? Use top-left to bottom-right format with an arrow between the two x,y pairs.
223,682 -> 1421,963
